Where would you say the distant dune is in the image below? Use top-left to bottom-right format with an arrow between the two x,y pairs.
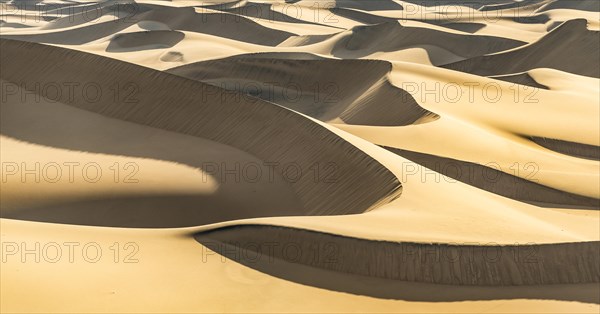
1,0 -> 599,313
444,19 -> 600,78
168,56 -> 438,125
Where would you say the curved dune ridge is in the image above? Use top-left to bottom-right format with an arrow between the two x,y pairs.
383,147 -> 600,208
536,0 -> 600,13
1,3 -> 295,45
489,72 -> 550,89
39,1 -> 138,30
1,0 -> 600,312
0,1 -> 141,44
329,7 -> 398,24
196,224 -> 600,286
443,19 -> 600,78
167,55 -> 439,126
479,0 -> 548,12
106,30 -> 185,52
215,2 -> 331,26
0,38 -> 402,221
330,21 -> 526,63
530,137 -> 600,161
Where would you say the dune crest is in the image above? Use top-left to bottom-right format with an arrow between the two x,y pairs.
0,38 -> 402,220
1,0 -> 599,312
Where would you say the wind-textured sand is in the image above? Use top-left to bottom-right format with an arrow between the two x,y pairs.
0,0 -> 599,313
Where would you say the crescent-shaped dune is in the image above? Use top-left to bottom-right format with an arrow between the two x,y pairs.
383,146 -> 599,208
0,38 -> 402,221
1,0 -> 599,313
196,224 -> 600,286
167,56 -> 439,126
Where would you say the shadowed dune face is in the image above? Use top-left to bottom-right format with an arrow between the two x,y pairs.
215,2 -> 327,26
1,3 -> 295,45
331,22 -> 526,64
0,91 -> 305,227
443,19 -> 600,78
138,5 -> 295,45
38,1 -> 140,30
430,22 -> 487,33
167,56 -> 439,126
0,38 -> 402,226
331,0 -> 403,11
383,147 -> 600,209
400,0 -> 521,9
0,1 -> 142,44
490,73 -> 550,89
106,30 -> 185,52
478,0 -> 549,11
196,225 -> 600,286
530,137 -> 600,161
1,0 -> 600,312
330,7 -> 399,24
536,0 -> 600,13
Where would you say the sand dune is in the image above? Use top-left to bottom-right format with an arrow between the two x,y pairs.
2,3 -> 295,46
536,0 -> 600,13
1,0 -> 599,313
196,224 -> 600,285
0,38 -> 402,220
106,30 -> 185,52
444,19 -> 600,78
168,56 -> 438,125
530,137 -> 600,161
329,21 -> 526,64
384,146 -> 599,208
489,72 -> 549,89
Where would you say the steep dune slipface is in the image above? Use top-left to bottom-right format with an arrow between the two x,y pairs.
196,225 -> 600,286
383,147 -> 599,208
443,19 -> 600,78
0,94 -> 305,228
0,1 -> 142,44
214,2 -> 329,26
529,137 -> 600,161
479,0 -> 549,11
1,0 -> 600,312
0,38 -> 402,224
39,0 -> 140,30
330,21 -> 526,64
1,3 -> 295,46
138,5 -> 295,45
168,56 -> 438,126
490,72 -> 550,89
106,30 -> 185,52
329,7 -> 399,24
400,0 -> 516,9
536,0 -> 600,13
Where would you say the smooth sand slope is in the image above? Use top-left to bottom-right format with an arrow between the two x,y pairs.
1,0 -> 599,313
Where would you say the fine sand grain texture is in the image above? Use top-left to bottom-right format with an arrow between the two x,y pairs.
1,0 -> 599,313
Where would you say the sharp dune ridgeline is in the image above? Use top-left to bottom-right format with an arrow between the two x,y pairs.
443,19 -> 600,78
167,56 -> 439,125
1,0 -> 599,313
196,225 -> 600,286
0,38 -> 402,222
